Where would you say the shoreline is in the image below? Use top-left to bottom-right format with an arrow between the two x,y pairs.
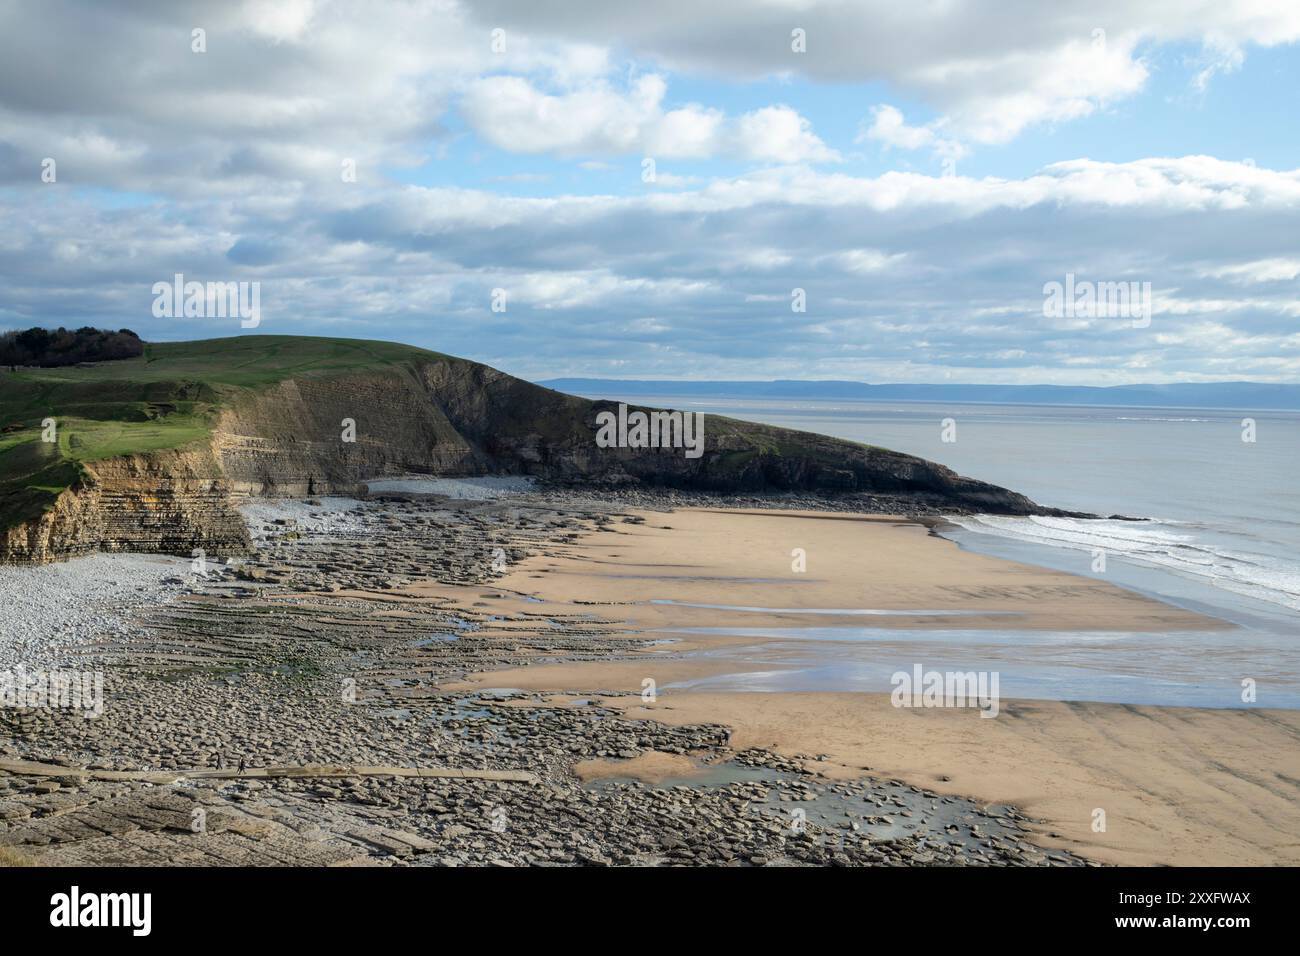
3,494 -> 1294,867
588,692 -> 1300,866
441,505 -> 1298,866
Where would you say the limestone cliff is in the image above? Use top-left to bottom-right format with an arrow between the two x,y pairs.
1,447 -> 250,563
1,339 -> 1060,563
211,355 -> 1047,513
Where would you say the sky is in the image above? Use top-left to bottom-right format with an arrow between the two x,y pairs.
1,0 -> 1298,385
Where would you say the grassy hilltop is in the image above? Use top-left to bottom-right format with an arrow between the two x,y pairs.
0,336 -> 451,529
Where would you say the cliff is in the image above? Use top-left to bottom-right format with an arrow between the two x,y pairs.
0,335 -> 1059,563
0,447 -> 249,563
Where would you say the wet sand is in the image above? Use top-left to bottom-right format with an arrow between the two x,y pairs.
475,508 -> 1226,630
592,693 -> 1300,867
444,507 -> 1299,866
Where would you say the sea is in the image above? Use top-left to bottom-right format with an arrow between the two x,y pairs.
609,396 -> 1300,709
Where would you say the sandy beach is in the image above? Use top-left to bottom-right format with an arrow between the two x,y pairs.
459,507 -> 1228,630
446,507 -> 1300,866
4,494 -> 1294,868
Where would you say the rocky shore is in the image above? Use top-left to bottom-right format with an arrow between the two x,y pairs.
0,489 -> 1094,867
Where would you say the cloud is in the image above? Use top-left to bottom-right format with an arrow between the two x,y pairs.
731,105 -> 838,163
462,74 -> 835,162
462,74 -> 717,157
0,0 -> 607,193
4,0 -> 1294,195
859,105 -> 965,165
861,106 -> 941,153
825,249 -> 907,275
468,0 -> 1300,144
916,32 -> 1150,146
1203,257 -> 1300,284
860,37 -> 1147,161
1,1 -> 1298,385
4,157 -> 1298,383
241,0 -> 317,43
1192,33 -> 1246,92
225,237 -> 287,266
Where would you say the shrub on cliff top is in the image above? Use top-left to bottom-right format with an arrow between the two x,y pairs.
0,326 -> 143,369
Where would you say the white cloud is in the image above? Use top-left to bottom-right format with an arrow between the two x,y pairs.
468,1 -> 1300,146
824,249 -> 906,274
731,106 -> 839,163
240,0 -> 316,43
1203,258 -> 1300,283
462,74 -> 835,162
861,105 -> 940,152
1192,33 -> 1246,92
914,33 -> 1150,145
2,1 -> 1298,385
511,272 -> 716,309
6,0 -> 1296,196
859,105 -> 966,165
5,156 -> 1298,383
647,172 -> 702,188
0,0 -> 619,194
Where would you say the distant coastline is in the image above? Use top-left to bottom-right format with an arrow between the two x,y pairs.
540,378 -> 1300,411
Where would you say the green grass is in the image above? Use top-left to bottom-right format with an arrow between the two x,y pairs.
0,335 -> 449,530
0,438 -> 83,528
5,335 -> 446,388
55,416 -> 212,461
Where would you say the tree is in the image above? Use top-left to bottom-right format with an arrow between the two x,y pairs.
0,327 -> 144,369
